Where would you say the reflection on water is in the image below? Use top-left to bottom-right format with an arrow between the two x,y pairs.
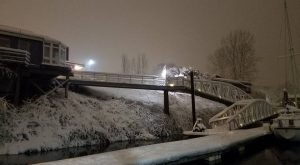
0,135 -> 189,165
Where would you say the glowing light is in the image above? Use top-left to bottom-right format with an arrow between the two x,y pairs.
87,59 -> 95,66
74,64 -> 84,71
161,65 -> 167,78
169,83 -> 174,87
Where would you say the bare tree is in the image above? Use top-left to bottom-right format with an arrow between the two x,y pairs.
209,30 -> 259,81
140,54 -> 147,74
121,54 -> 130,74
121,54 -> 147,74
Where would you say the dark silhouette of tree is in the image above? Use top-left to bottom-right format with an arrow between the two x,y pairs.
121,54 -> 130,74
209,30 -> 259,81
121,54 -> 147,74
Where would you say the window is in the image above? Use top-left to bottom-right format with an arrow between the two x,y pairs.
43,42 -> 51,64
60,46 -> 66,65
52,46 -> 59,64
44,46 -> 50,58
42,42 -> 68,66
43,58 -> 50,64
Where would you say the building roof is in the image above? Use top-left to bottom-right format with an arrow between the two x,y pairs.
0,24 -> 67,47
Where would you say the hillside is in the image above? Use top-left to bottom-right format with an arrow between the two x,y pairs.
0,87 -> 225,155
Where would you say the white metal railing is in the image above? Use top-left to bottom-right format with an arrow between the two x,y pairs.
0,46 -> 30,64
71,71 -> 166,86
167,77 -> 252,103
71,71 -> 252,103
209,99 -> 276,130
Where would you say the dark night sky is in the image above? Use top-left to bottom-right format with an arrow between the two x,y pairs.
0,0 -> 299,87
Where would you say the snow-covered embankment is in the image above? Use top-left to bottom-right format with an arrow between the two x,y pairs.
0,87 -> 225,155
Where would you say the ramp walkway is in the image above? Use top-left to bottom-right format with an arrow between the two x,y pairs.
65,71 -> 276,129
67,71 -> 252,105
209,99 -> 277,130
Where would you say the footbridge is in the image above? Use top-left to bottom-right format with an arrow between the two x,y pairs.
209,99 -> 277,130
66,71 -> 252,105
60,71 -> 277,129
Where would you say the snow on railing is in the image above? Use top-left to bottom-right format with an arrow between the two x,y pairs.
0,47 -> 30,65
72,71 -> 166,86
227,100 -> 275,130
167,77 -> 252,103
194,79 -> 252,103
209,99 -> 276,130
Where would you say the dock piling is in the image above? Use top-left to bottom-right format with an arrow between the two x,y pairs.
164,90 -> 169,115
65,75 -> 70,98
190,71 -> 196,124
14,67 -> 21,105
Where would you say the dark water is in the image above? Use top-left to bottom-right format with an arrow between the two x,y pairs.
188,135 -> 300,165
1,135 -> 300,165
228,139 -> 300,165
0,135 -> 190,165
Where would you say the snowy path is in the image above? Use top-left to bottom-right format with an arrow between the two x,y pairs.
36,126 -> 271,165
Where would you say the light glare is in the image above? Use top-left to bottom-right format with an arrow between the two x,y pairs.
87,59 -> 95,66
74,65 -> 84,71
161,65 -> 167,78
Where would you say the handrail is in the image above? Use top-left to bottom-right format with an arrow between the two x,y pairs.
167,77 -> 252,102
227,99 -> 275,130
71,71 -> 252,103
72,71 -> 166,86
209,99 -> 277,130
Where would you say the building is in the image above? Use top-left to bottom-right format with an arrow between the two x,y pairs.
0,25 -> 71,103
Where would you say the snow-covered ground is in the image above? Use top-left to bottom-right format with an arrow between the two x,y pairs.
0,87 -> 225,155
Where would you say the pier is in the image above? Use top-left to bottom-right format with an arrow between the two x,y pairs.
36,125 -> 271,165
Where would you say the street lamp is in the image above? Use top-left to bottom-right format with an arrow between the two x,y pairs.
86,59 -> 95,71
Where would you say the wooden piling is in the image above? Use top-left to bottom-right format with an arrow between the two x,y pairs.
190,71 -> 196,124
164,90 -> 169,115
65,75 -> 70,98
14,68 -> 21,105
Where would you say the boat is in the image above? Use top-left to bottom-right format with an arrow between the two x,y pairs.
272,106 -> 300,141
271,0 -> 300,141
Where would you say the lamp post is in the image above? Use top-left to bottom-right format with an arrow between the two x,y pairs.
86,59 -> 95,71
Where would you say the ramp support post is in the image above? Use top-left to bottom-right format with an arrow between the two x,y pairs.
164,90 -> 169,115
190,71 -> 196,124
14,67 -> 22,105
65,75 -> 70,98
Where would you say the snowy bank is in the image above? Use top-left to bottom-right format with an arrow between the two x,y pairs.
0,87 -> 225,155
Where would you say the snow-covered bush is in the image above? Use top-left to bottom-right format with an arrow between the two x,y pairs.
0,98 -> 14,145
